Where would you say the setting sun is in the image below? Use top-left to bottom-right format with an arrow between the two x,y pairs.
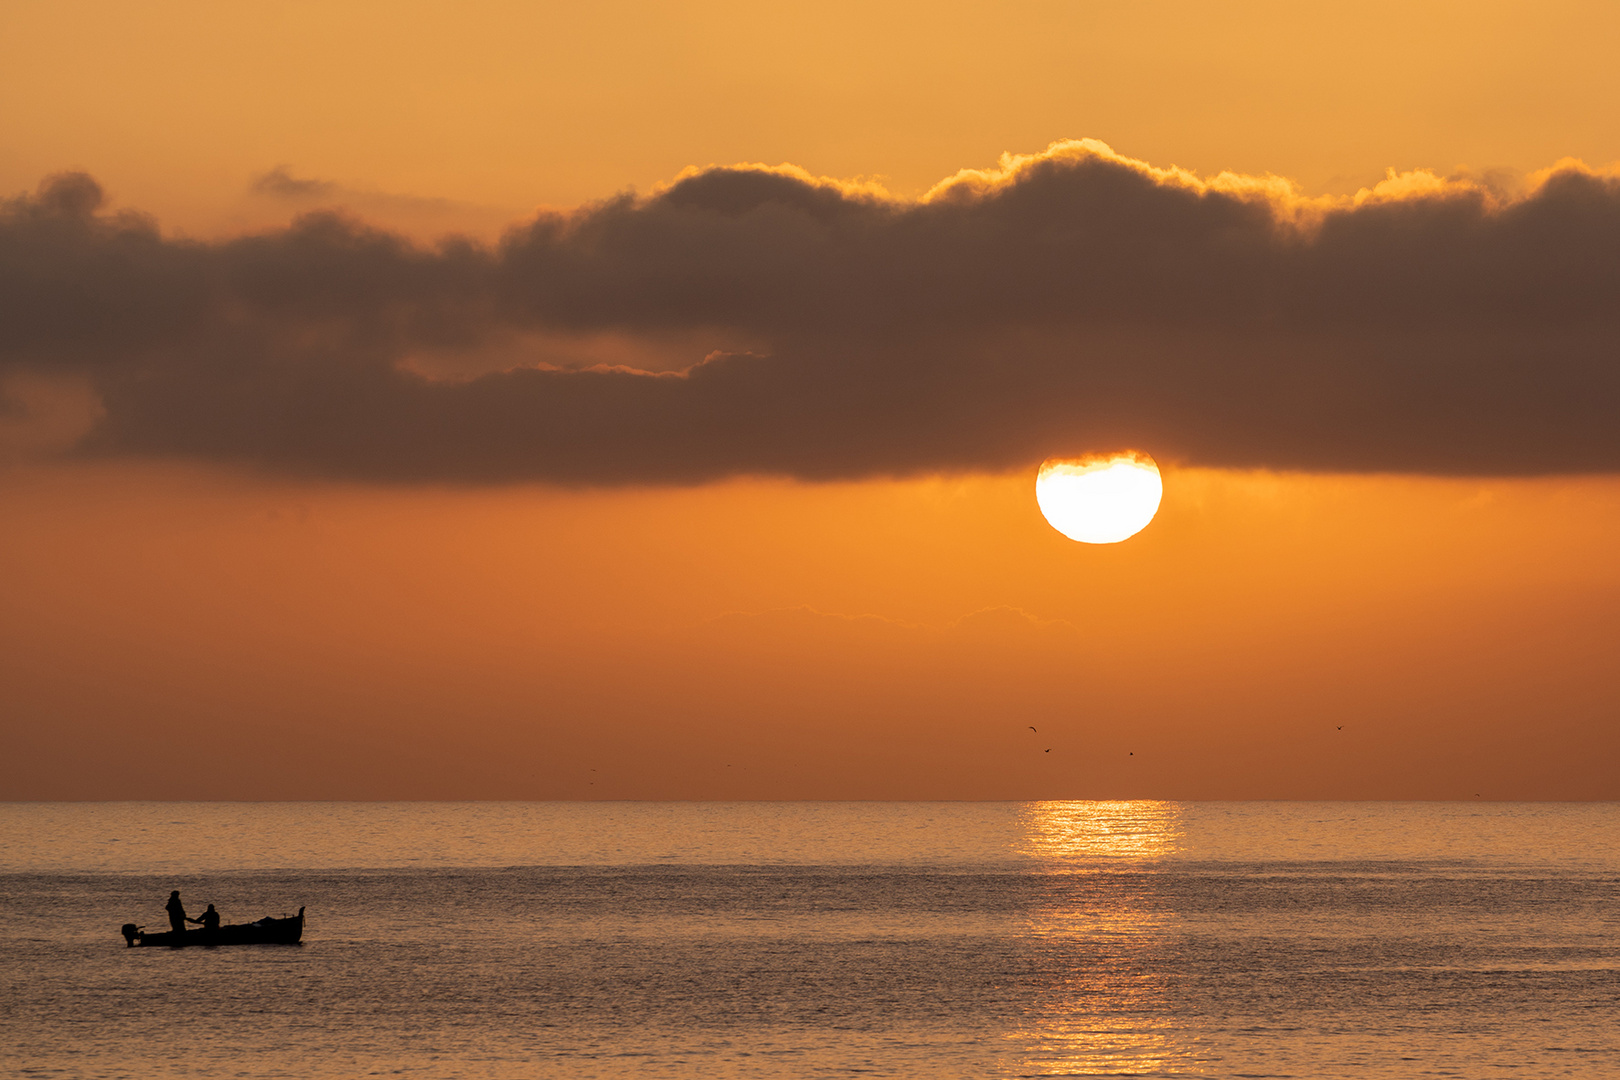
1035,453 -> 1164,544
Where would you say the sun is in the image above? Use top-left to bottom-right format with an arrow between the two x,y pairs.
1035,452 -> 1163,544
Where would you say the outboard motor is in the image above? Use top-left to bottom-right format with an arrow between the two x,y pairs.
120,924 -> 141,947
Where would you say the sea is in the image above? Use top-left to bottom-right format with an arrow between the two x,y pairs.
0,802 -> 1616,1079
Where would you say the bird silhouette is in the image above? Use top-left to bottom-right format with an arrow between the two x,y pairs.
1336,726 -> 1343,731
1028,726 -> 1037,733
1045,748 -> 1051,753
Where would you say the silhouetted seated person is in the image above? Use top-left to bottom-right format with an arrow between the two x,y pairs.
188,903 -> 221,936
165,891 -> 188,935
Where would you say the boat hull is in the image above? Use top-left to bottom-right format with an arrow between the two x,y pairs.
121,908 -> 304,947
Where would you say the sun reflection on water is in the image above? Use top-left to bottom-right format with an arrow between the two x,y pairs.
1003,801 -> 1206,1076
1018,800 -> 1185,865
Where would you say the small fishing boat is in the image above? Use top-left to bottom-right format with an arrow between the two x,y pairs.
120,908 -> 305,947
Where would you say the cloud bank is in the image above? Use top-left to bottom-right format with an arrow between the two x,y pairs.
3,141 -> 1618,482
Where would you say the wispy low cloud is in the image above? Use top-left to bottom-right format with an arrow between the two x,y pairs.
2,140 -> 1618,483
248,165 -> 474,220
250,165 -> 341,200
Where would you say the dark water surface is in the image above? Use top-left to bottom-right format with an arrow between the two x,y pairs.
1,802 -> 1616,1078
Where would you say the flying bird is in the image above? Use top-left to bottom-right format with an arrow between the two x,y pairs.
1045,748 -> 1051,753
1028,726 -> 1037,733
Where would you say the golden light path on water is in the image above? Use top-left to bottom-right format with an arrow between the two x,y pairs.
1004,802 -> 1196,1076
1018,801 -> 1184,864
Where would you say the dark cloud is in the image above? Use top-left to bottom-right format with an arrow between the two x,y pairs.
3,144 -> 1619,482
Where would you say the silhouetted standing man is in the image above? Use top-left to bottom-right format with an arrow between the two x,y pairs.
165,891 -> 188,935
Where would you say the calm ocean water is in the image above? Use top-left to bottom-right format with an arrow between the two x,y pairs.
1,802 -> 1616,1079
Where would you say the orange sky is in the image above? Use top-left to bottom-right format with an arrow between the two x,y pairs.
5,0 -> 1620,238
3,463 -> 1617,799
2,0 -> 1618,799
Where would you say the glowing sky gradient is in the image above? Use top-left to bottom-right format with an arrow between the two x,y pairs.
2,0 -> 1617,800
